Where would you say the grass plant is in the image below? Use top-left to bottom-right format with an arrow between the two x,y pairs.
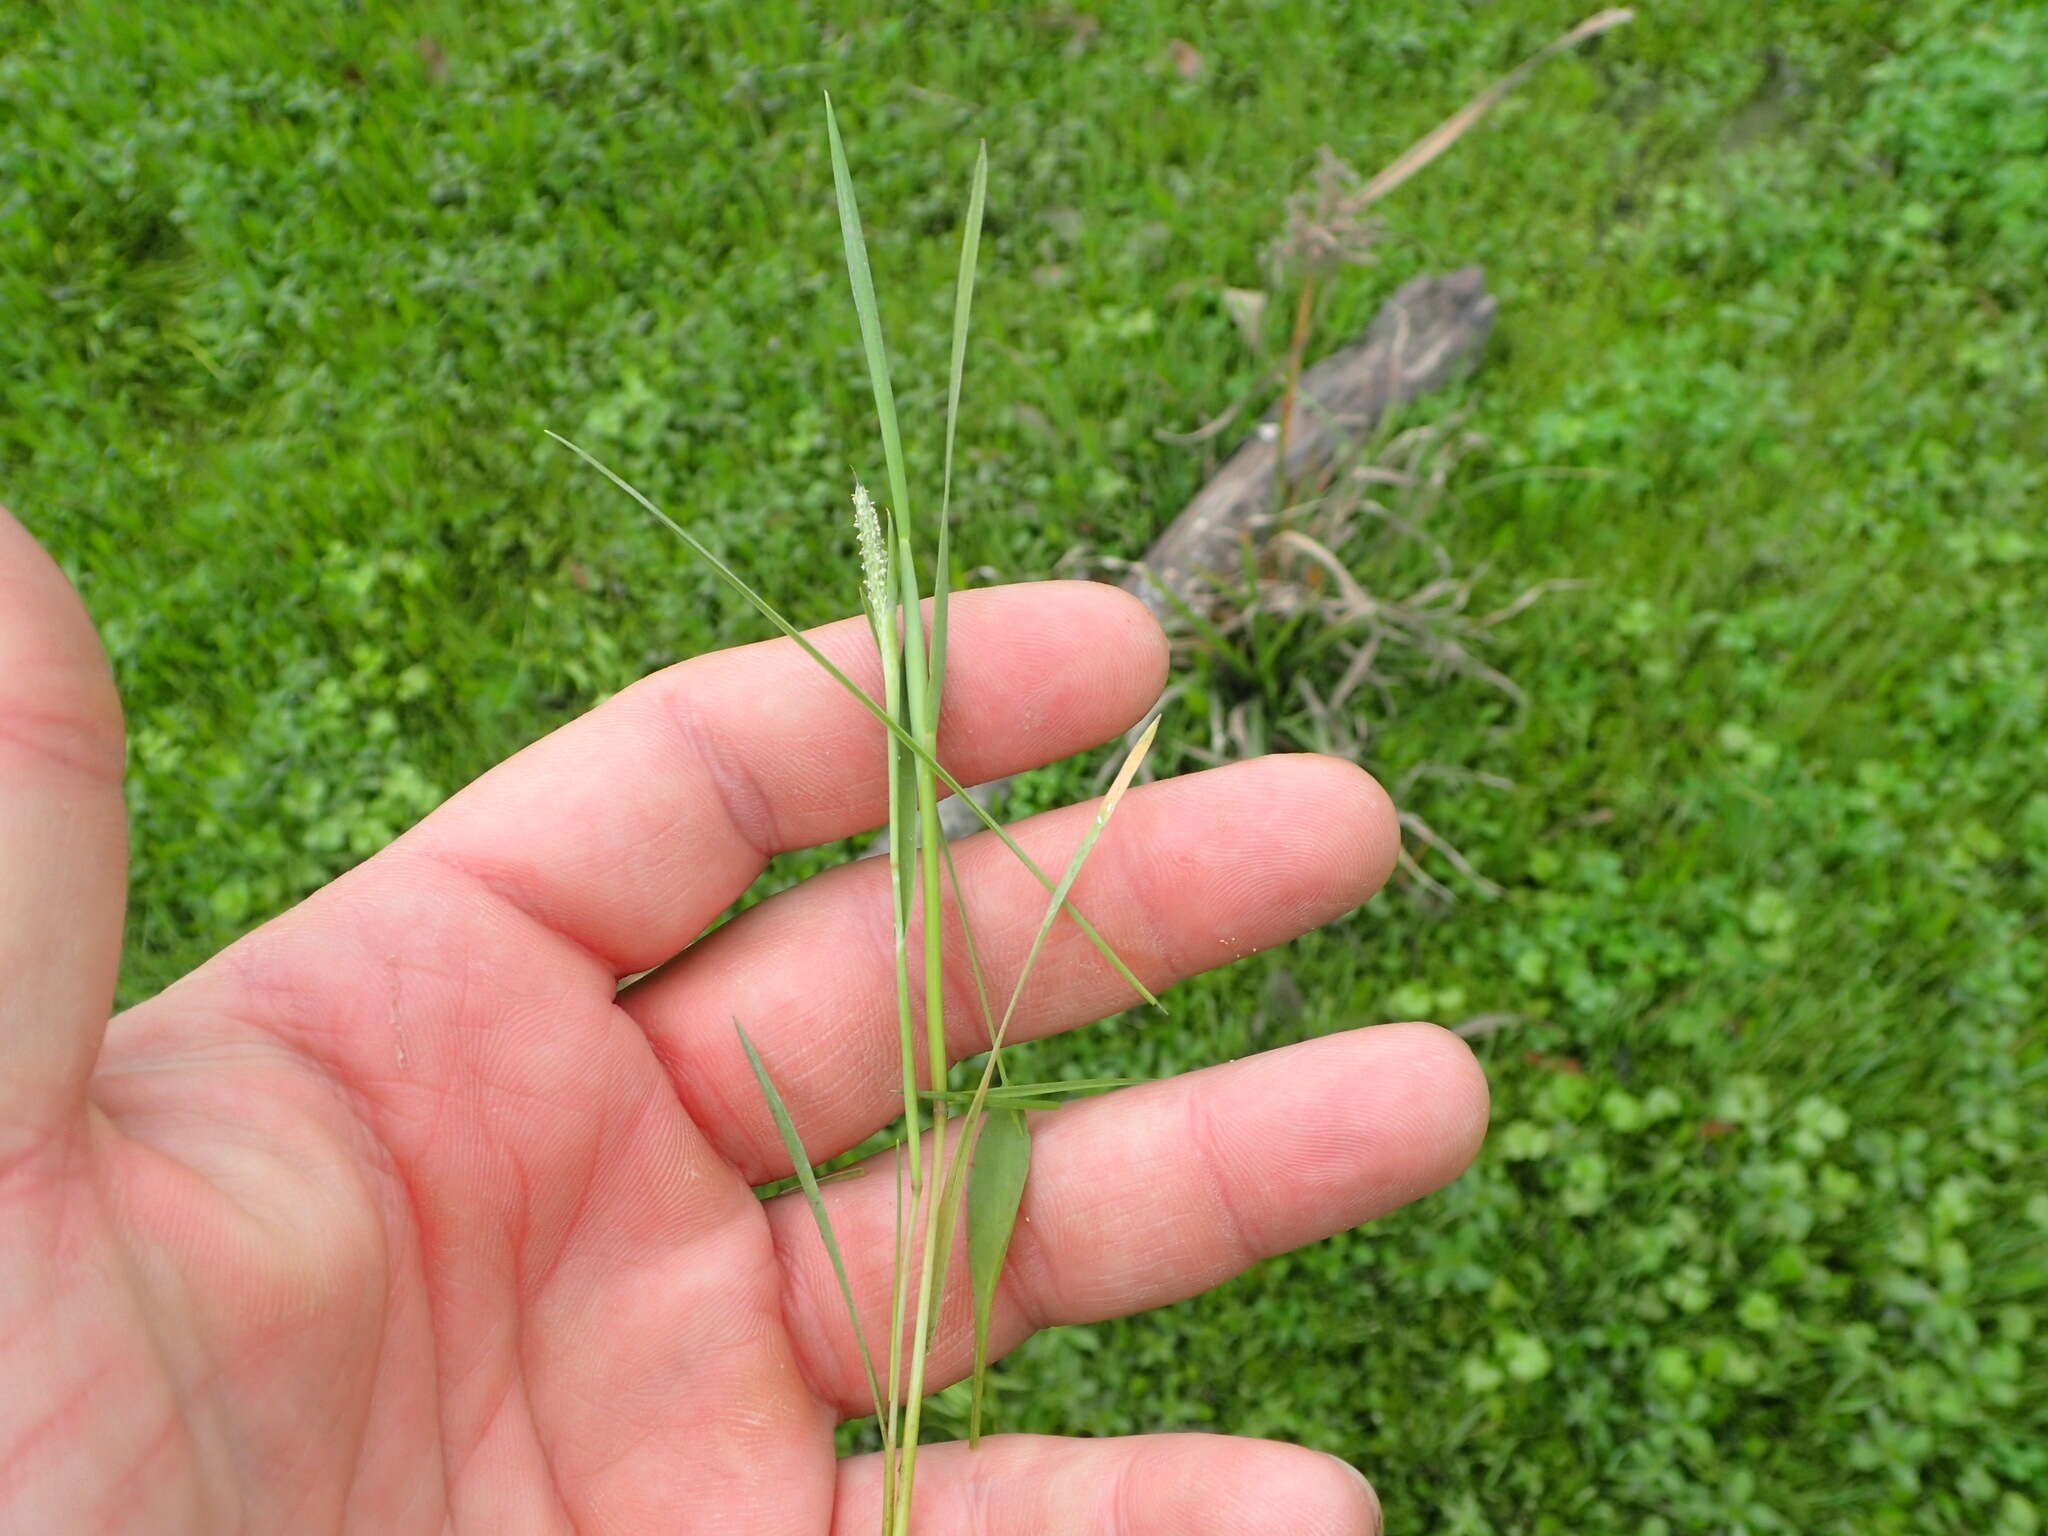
560,100 -> 1161,1533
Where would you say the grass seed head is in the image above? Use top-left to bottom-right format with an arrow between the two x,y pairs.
853,479 -> 891,621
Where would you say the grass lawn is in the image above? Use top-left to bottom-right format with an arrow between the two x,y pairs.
4,2 -> 2043,1530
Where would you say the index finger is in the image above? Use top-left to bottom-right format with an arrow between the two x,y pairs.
390,581 -> 1167,975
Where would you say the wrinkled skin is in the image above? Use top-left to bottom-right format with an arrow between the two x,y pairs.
0,506 -> 1487,1533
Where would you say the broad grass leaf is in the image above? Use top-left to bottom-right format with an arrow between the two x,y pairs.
967,1107 -> 1031,1445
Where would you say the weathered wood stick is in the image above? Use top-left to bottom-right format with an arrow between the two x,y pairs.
1122,264 -> 1495,621
911,266 -> 1497,846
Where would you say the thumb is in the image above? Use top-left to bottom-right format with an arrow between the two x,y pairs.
0,506 -> 127,1158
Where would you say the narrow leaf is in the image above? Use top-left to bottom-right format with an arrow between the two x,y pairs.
736,1022 -> 885,1426
993,715 -> 1162,1043
952,1094 -> 1069,1111
921,1078 -> 1137,1107
938,830 -> 999,1073
757,1162 -> 871,1198
926,715 -> 1164,1446
546,431 -> 1158,1007
824,95 -> 911,529
930,517 -> 952,705
929,141 -> 987,701
888,712 -> 1166,1249
967,1107 -> 1031,1445
940,143 -> 987,527
883,1134 -> 910,1484
875,513 -> 923,1199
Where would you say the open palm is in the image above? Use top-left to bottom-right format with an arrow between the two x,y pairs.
2,508 -> 1486,1533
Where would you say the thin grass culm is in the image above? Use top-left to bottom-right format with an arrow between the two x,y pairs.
553,100 -> 1161,1535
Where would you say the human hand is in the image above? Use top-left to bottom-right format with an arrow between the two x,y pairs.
0,506 -> 1487,1533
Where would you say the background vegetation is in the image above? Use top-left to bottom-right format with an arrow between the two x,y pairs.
4,2 -> 2043,1531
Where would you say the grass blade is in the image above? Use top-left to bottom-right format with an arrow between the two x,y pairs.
929,141 -> 987,702
921,1078 -> 1137,1108
883,1142 -> 910,1502
930,520 -> 951,703
544,432 -> 1160,1007
887,733 -> 921,1180
824,94 -> 911,530
949,1094 -> 1067,1111
828,101 -> 957,1511
905,829 -> 1003,1348
923,714 -> 1164,1447
930,716 -> 1162,1145
966,1106 -> 1031,1445
865,495 -> 924,1205
939,830 -> 999,1075
996,715 -> 1162,1037
736,1022 -> 886,1428
940,143 -> 988,527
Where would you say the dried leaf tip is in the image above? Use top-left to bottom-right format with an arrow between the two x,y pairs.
853,479 -> 890,621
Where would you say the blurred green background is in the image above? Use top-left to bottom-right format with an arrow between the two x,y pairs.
4,2 -> 2044,1531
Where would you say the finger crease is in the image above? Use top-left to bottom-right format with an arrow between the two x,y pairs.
663,689 -> 783,864
993,1188 -> 1056,1333
1185,1090 -> 1262,1273
764,1203 -> 870,1417
0,701 -> 125,785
